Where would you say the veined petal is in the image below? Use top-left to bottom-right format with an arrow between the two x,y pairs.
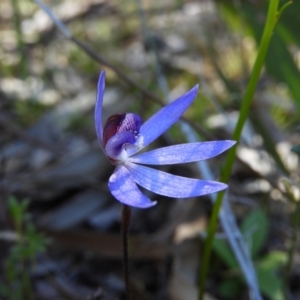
125,162 -> 227,198
138,85 -> 198,150
108,166 -> 157,208
129,141 -> 236,165
95,71 -> 106,150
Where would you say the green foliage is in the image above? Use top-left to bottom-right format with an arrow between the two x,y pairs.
256,251 -> 288,300
68,46 -> 99,75
241,209 -> 268,258
218,0 -> 300,112
218,278 -> 243,299
9,196 -> 30,230
0,196 -> 49,300
213,209 -> 268,267
213,209 -> 287,300
212,238 -> 237,269
199,2 -> 295,299
291,126 -> 300,155
66,113 -> 91,133
291,144 -> 300,155
14,99 -> 51,126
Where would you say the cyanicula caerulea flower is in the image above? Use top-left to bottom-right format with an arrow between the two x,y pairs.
95,71 -> 235,208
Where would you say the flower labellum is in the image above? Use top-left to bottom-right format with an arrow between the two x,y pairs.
95,71 -> 235,208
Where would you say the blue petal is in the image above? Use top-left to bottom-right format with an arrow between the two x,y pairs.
108,166 -> 157,208
95,71 -> 106,150
129,141 -> 236,165
125,162 -> 227,198
138,85 -> 198,150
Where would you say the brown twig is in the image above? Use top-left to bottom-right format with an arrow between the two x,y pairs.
34,0 -> 213,140
70,38 -> 164,106
74,36 -> 214,139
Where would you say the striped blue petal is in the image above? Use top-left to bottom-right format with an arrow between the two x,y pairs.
138,85 -> 198,150
108,166 -> 157,208
125,162 -> 227,198
129,140 -> 236,165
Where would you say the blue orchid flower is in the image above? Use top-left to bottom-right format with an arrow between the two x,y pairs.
95,71 -> 235,208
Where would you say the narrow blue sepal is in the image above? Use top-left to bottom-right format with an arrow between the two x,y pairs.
125,162 -> 227,198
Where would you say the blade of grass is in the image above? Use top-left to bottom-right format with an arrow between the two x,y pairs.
136,0 -> 262,298
198,1 -> 282,300
136,1 -> 262,298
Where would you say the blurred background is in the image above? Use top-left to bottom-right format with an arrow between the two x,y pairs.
1,0 -> 300,299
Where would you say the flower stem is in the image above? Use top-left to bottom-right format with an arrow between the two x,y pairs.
122,205 -> 132,300
198,1 -> 281,299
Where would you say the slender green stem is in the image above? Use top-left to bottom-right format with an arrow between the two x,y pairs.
277,1 -> 293,21
11,0 -> 27,78
198,1 -> 280,299
21,265 -> 34,300
15,210 -> 34,300
122,205 -> 132,300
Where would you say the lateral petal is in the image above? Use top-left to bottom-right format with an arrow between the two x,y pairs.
129,141 -> 236,165
95,71 -> 106,150
138,85 -> 198,150
108,166 -> 157,208
125,162 -> 227,198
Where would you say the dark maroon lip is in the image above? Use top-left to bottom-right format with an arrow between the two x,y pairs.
103,113 -> 142,147
103,113 -> 126,147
